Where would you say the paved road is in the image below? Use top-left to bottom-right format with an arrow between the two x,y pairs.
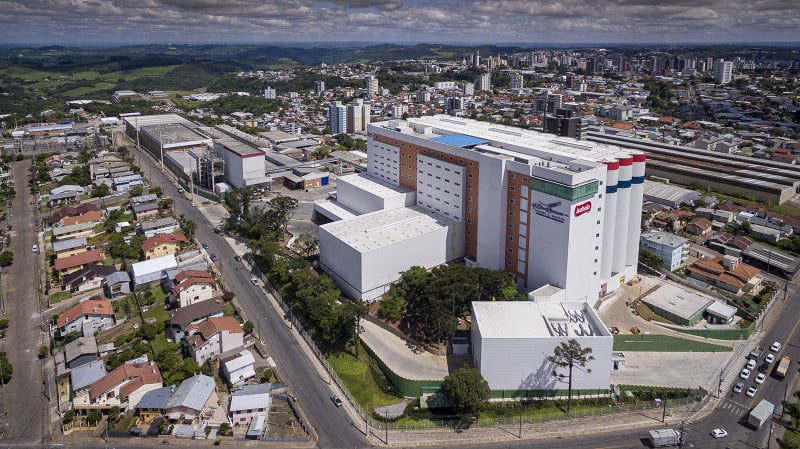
132,146 -> 366,448
0,159 -> 50,446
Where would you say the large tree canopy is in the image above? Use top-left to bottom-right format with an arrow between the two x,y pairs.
441,366 -> 490,419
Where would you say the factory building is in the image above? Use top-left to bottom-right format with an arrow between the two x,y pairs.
319,115 -> 645,302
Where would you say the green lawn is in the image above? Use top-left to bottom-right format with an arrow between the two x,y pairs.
328,348 -> 399,412
49,291 -> 73,304
613,334 -> 732,352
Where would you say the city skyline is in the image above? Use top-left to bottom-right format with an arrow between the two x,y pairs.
1,0 -> 799,46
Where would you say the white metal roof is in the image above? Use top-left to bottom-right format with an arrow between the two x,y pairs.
131,255 -> 177,277
229,383 -> 272,412
223,350 -> 255,373
321,206 -> 448,253
472,301 -> 610,339
338,173 -> 410,199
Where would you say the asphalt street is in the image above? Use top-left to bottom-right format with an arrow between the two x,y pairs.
133,146 -> 367,448
0,159 -> 50,447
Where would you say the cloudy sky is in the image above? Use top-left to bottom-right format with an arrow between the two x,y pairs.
1,0 -> 798,45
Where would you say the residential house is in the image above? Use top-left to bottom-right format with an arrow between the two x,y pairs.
185,316 -> 244,364
170,270 -> 215,308
685,255 -> 761,294
74,361 -> 163,411
229,383 -> 272,426
640,231 -> 690,271
50,203 -> 100,226
140,218 -> 179,238
130,255 -> 177,287
57,299 -> 115,337
685,217 -> 713,236
112,173 -> 143,192
167,300 -> 225,344
54,249 -> 104,275
103,271 -> 132,299
69,360 -> 107,404
63,336 -> 99,369
61,263 -> 116,292
132,202 -> 160,220
165,374 -> 218,423
61,210 -> 103,227
222,350 -> 256,388
53,237 -> 88,259
136,385 -> 174,424
47,185 -> 84,207
707,233 -> 753,258
52,221 -> 98,241
130,194 -> 158,205
141,233 -> 188,260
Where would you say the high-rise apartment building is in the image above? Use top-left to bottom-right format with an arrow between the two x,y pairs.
346,100 -> 371,134
314,80 -> 325,97
475,73 -> 491,91
462,82 -> 475,96
510,73 -> 524,90
366,75 -> 379,98
416,90 -> 431,103
328,101 -> 346,135
263,87 -> 276,100
713,60 -> 734,84
319,116 -> 645,301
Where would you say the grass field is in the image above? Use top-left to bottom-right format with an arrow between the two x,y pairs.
613,334 -> 732,352
328,348 -> 399,412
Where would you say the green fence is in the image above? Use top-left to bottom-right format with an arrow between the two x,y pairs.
664,320 -> 756,341
361,343 -> 443,398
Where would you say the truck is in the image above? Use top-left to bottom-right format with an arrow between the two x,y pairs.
748,399 -> 775,429
776,355 -> 792,379
749,346 -> 764,360
649,429 -> 681,447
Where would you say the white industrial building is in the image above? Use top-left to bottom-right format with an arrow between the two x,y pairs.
471,301 -> 613,392
318,115 -> 646,302
219,138 -> 268,188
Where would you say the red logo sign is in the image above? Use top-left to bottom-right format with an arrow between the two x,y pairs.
574,201 -> 592,217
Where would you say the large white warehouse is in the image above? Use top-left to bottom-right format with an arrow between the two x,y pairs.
471,301 -> 613,393
319,115 -> 646,302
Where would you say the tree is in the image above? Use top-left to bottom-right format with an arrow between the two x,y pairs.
243,321 -> 254,335
267,196 -> 298,235
0,251 -> 13,267
129,186 -> 144,196
293,234 -> 319,257
548,339 -> 594,418
0,352 -> 12,383
183,220 -> 197,240
312,145 -> 330,160
86,410 -> 101,425
91,184 -> 110,198
223,302 -> 236,317
440,366 -> 490,420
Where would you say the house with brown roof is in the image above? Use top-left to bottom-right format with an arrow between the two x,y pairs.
61,210 -> 104,227
185,317 -> 244,364
53,248 -> 104,275
73,361 -> 163,411
49,203 -> 100,225
685,218 -> 713,236
686,255 -> 761,294
57,299 -> 115,337
61,264 -> 116,293
141,233 -> 189,260
170,270 -> 216,308
168,300 -> 225,344
707,233 -> 753,258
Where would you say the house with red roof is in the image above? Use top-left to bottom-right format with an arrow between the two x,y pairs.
686,255 -> 761,294
185,317 -> 244,364
53,248 -> 104,275
72,361 -> 162,411
170,269 -> 216,308
57,299 -> 115,337
61,210 -> 104,227
141,233 -> 189,260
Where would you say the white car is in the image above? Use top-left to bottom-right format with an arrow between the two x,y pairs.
746,359 -> 757,370
31,244 -> 38,253
733,382 -> 744,394
755,373 -> 766,384
746,386 -> 758,398
766,353 -> 776,364
771,341 -> 782,352
711,428 -> 728,439
740,368 -> 751,380
250,277 -> 259,286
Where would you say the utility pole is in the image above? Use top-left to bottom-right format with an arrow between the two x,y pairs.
385,409 -> 388,444
519,400 -> 523,438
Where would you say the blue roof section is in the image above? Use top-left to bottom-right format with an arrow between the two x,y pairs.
70,360 -> 107,390
137,386 -> 174,410
430,134 -> 487,148
166,374 -> 215,412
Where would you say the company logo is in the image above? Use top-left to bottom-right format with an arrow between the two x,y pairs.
574,201 -> 592,217
533,200 -> 567,223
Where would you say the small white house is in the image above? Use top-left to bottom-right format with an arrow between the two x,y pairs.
130,255 -> 177,287
229,383 -> 272,426
222,350 -> 256,387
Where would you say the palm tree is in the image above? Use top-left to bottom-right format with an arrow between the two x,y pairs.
548,339 -> 594,418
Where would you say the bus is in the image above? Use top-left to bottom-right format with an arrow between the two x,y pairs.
776,356 -> 792,379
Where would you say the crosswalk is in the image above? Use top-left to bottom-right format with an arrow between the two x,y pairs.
717,398 -> 749,416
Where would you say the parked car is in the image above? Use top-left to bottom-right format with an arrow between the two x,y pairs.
202,243 -> 209,249
210,253 -> 218,262
759,362 -> 770,373
771,341 -> 782,352
330,394 -> 343,407
32,244 -> 38,253
746,386 -> 758,398
234,255 -> 242,262
711,428 -> 728,439
733,382 -> 744,394
746,359 -> 757,370
766,353 -> 776,364
755,373 -> 766,384
251,277 -> 259,286
740,368 -> 751,380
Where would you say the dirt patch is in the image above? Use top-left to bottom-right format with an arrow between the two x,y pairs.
267,397 -> 307,439
95,317 -> 142,346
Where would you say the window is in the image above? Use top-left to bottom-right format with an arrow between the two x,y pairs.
508,211 -> 515,217
509,223 -> 515,229
508,236 -> 513,241
510,198 -> 515,204
510,186 -> 516,192
510,173 -> 516,179
469,161 -> 474,166
508,248 -> 513,253
597,220 -> 601,224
